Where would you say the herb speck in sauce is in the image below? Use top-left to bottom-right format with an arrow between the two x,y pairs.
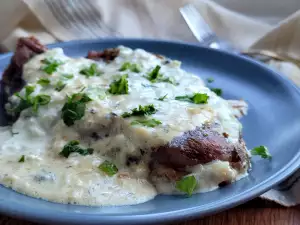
61,93 -> 92,126
59,140 -> 94,158
175,93 -> 209,104
176,175 -> 197,196
98,160 -> 118,176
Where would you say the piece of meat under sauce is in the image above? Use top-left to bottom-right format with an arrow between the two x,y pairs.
86,48 -> 120,62
0,37 -> 47,123
1,36 -> 47,95
150,125 -> 250,182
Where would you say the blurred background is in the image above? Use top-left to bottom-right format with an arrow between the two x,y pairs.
0,0 -> 300,52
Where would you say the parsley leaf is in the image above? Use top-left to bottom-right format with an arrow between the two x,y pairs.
210,88 -> 222,96
80,63 -> 102,77
131,118 -> 162,127
32,94 -> 51,112
176,175 -> 197,196
11,86 -> 50,113
144,65 -> 178,85
122,104 -> 157,118
108,74 -> 129,95
59,140 -> 94,158
37,78 -> 50,87
18,155 -> 25,163
207,77 -> 214,83
175,93 -> 209,104
41,58 -> 64,75
62,74 -> 74,79
55,81 -> 66,92
61,93 -> 92,126
98,160 -> 118,176
119,62 -> 141,73
147,65 -> 161,81
157,94 -> 168,101
251,146 -> 272,159
25,85 -> 35,97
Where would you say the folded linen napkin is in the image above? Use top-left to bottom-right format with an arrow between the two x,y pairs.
0,0 -> 300,206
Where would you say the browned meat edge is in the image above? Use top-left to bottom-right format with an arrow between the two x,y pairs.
0,37 -> 47,123
150,125 -> 250,183
87,48 -> 120,62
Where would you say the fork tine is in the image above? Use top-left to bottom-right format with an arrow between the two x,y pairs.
180,4 -> 217,45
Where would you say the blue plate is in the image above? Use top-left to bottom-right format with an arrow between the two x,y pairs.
0,39 -> 300,225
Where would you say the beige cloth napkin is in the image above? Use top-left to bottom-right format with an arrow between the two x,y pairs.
1,0 -> 300,207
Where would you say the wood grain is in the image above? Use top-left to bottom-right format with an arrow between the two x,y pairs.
0,199 -> 299,225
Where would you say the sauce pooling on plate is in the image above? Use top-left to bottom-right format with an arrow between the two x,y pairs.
0,46 -> 249,206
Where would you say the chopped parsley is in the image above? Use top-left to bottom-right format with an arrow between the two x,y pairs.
25,85 -> 35,97
32,94 -> 51,112
175,93 -> 209,104
62,74 -> 74,79
37,78 -> 50,87
108,74 -> 129,95
18,155 -> 25,163
98,160 -> 118,176
55,80 -> 66,92
176,175 -> 197,196
41,58 -> 64,75
144,65 -> 178,85
80,63 -> 102,77
131,118 -> 162,127
119,62 -> 141,73
251,146 -> 272,159
210,88 -> 222,96
122,104 -> 157,118
59,140 -> 94,158
157,94 -> 168,101
207,77 -> 214,83
11,86 -> 51,113
61,93 -> 92,126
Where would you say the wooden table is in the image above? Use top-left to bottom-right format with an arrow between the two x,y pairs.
0,199 -> 299,225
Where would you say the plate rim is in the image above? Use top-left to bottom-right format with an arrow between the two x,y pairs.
1,38 -> 300,224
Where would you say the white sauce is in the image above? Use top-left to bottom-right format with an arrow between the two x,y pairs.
0,46 -> 248,206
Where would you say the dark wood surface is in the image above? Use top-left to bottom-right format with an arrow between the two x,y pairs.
0,199 -> 298,225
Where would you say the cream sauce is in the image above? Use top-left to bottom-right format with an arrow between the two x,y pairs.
0,46 -> 248,206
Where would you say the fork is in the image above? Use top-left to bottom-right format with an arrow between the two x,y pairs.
179,4 -> 296,64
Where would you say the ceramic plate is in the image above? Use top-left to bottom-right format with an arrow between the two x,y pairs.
0,39 -> 300,225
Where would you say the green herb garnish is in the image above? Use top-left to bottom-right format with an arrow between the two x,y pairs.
25,85 -> 35,97
131,118 -> 162,127
157,94 -> 168,101
80,63 -> 102,77
55,81 -> 66,92
207,77 -> 214,83
251,146 -> 272,159
144,65 -> 178,85
61,93 -> 92,126
18,155 -> 25,163
119,62 -> 141,73
11,86 -> 50,113
108,74 -> 129,95
176,175 -> 197,196
175,93 -> 209,104
37,78 -> 50,87
122,104 -> 157,118
98,160 -> 118,176
210,88 -> 222,96
62,74 -> 74,79
41,58 -> 64,75
12,86 -> 35,113
59,140 -> 94,158
32,94 -> 51,112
